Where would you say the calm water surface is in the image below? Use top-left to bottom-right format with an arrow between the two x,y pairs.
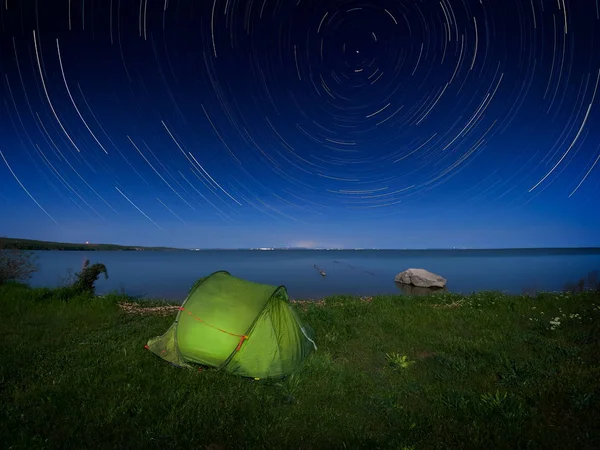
27,249 -> 600,301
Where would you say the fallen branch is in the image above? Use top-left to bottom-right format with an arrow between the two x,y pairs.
313,264 -> 326,276
118,301 -> 180,316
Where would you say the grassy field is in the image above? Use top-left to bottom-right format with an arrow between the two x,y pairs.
0,283 -> 599,449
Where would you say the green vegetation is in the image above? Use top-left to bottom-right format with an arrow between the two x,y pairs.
1,278 -> 599,449
563,269 -> 600,294
70,259 -> 109,295
0,236 -> 185,251
0,241 -> 39,285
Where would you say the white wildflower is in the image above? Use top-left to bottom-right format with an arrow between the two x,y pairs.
549,316 -> 561,328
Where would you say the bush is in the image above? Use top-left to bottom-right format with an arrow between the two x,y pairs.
71,259 -> 108,295
0,244 -> 38,285
563,270 -> 600,293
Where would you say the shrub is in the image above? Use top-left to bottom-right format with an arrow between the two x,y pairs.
563,270 -> 600,293
0,243 -> 38,285
71,259 -> 108,295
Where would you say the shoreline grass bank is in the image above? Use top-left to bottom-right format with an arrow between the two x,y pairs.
1,283 -> 599,449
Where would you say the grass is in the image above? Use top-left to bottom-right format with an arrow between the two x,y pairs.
0,283 -> 599,449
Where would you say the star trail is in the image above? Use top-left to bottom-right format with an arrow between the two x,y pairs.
0,0 -> 599,249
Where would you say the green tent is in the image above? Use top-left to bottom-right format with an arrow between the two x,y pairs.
146,271 -> 317,379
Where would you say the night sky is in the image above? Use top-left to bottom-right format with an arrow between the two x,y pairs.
1,0 -> 599,249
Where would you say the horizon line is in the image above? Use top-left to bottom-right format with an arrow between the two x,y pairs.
2,237 -> 599,251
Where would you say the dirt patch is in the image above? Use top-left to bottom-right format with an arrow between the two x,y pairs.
289,299 -> 326,312
430,300 -> 465,309
118,302 -> 180,316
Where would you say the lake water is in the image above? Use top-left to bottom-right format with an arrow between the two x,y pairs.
26,249 -> 600,301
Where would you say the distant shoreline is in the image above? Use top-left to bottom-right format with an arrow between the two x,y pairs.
0,237 -> 183,252
2,237 -> 600,253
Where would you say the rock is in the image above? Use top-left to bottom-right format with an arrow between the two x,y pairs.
396,283 -> 448,296
394,268 -> 447,288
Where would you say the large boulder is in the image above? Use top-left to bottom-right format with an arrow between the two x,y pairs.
396,283 -> 448,296
394,268 -> 447,288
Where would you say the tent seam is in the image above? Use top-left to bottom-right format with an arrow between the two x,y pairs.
220,285 -> 281,371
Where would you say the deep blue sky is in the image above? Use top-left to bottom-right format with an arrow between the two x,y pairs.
1,0 -> 599,249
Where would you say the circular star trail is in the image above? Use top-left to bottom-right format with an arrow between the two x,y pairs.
0,0 -> 599,247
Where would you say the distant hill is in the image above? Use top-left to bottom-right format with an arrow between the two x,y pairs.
0,237 -> 186,252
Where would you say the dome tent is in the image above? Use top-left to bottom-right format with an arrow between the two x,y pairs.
146,271 -> 317,379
